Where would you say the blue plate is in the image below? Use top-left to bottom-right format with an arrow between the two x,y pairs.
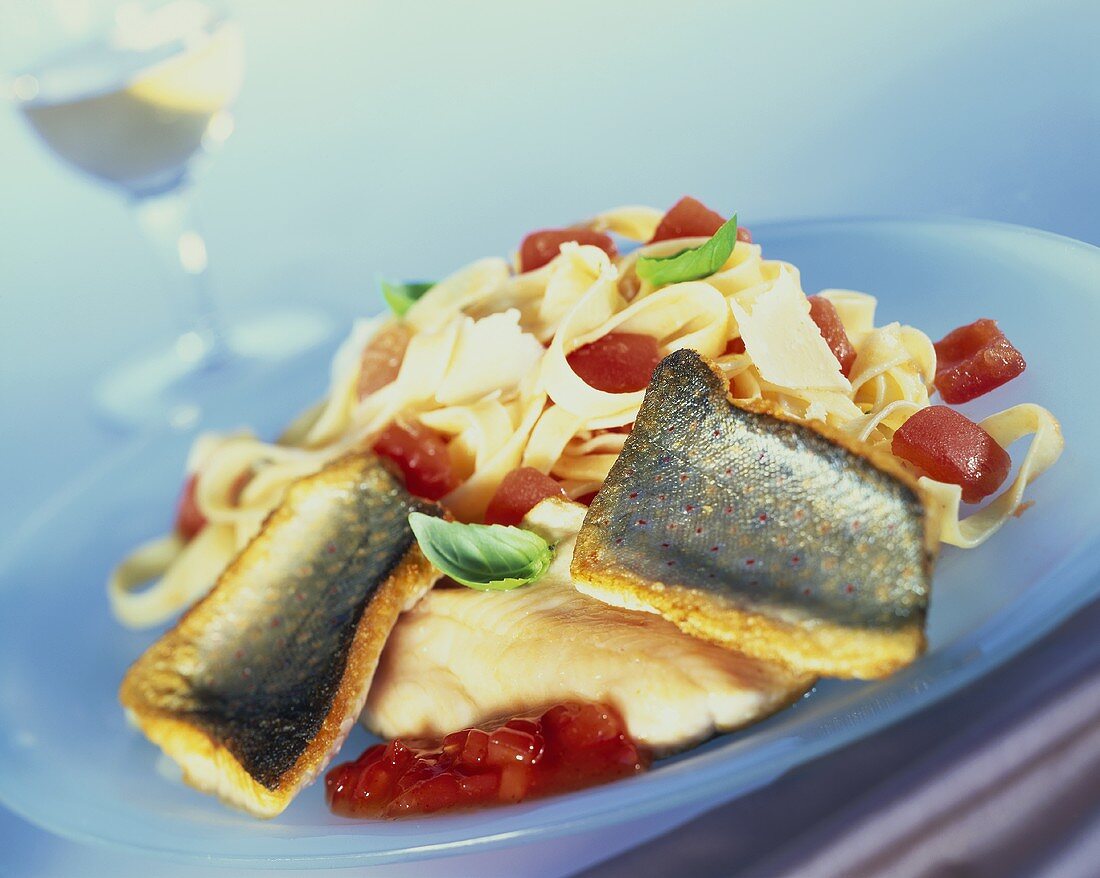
1,218 -> 1097,868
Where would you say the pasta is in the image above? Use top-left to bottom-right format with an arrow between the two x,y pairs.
110,205 -> 1064,627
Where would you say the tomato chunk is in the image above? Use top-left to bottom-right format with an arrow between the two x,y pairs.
325,702 -> 648,818
175,474 -> 206,542
519,229 -> 617,272
933,318 -> 1026,404
649,196 -> 725,243
372,421 -> 458,501
358,322 -> 411,401
807,295 -> 857,377
484,467 -> 567,526
567,332 -> 662,394
648,196 -> 754,246
891,405 -> 1011,503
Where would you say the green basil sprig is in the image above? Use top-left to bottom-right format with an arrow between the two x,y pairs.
381,279 -> 434,317
408,512 -> 553,591
635,215 -> 739,287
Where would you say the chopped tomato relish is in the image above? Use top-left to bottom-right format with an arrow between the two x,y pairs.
519,229 -> 617,273
648,196 -> 752,245
807,295 -> 857,377
933,319 -> 1026,404
567,332 -> 662,394
175,475 -> 206,542
484,467 -> 566,526
372,422 -> 458,501
891,405 -> 1011,503
358,323 -> 411,401
325,702 -> 648,818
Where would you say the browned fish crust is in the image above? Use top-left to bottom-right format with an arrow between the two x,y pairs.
572,350 -> 938,680
119,453 -> 441,817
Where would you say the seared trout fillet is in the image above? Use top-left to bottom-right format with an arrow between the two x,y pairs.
363,501 -> 811,754
120,454 -> 442,817
572,350 -> 937,680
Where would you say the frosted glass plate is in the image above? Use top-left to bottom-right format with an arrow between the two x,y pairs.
1,218 -> 1097,868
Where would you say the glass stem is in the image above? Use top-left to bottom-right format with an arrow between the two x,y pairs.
131,187 -> 231,370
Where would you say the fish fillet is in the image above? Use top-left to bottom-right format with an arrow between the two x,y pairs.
363,501 -> 812,755
571,350 -> 937,679
120,453 -> 442,817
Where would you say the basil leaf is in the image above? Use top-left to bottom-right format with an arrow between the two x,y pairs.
408,512 -> 553,591
635,215 -> 739,287
381,279 -> 434,317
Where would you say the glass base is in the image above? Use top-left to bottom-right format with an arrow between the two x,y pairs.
92,308 -> 335,430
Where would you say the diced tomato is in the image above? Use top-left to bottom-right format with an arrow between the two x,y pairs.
648,196 -> 752,246
891,405 -> 1012,503
649,196 -> 725,243
567,332 -> 662,394
372,421 -> 458,501
807,295 -> 857,377
175,475 -> 206,541
357,322 -> 411,401
519,228 -> 617,272
933,319 -> 1026,404
484,467 -> 566,526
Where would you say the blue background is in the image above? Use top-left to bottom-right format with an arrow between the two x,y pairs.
1,1 -> 1098,874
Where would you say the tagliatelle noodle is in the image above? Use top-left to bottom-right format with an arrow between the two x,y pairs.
403,257 -> 510,332
523,405 -> 590,473
817,289 -> 878,345
848,322 -> 936,414
419,399 -> 517,481
302,318 -> 385,448
441,388 -> 548,522
109,525 -> 238,628
587,204 -> 665,241
918,404 -> 1064,548
552,429 -> 632,485
551,449 -> 623,484
543,279 -> 729,424
840,400 -> 925,449
703,244 -> 777,300
110,203 -> 1065,629
534,246 -> 617,341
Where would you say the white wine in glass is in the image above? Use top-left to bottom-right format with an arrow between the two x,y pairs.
9,0 -> 330,428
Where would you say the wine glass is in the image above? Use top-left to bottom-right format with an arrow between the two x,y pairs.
4,0 -> 332,428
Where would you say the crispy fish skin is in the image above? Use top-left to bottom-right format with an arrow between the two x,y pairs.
364,499 -> 812,755
119,453 -> 441,817
572,350 -> 937,680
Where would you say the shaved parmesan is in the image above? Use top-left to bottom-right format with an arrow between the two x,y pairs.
436,310 -> 544,406
730,270 -> 852,393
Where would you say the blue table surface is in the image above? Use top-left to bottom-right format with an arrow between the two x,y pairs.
2,1 -> 1098,875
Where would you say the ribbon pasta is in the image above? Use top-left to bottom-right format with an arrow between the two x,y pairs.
110,204 -> 1064,628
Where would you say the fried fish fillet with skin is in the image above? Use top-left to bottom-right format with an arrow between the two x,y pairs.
120,453 -> 442,818
363,500 -> 812,755
571,350 -> 938,680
